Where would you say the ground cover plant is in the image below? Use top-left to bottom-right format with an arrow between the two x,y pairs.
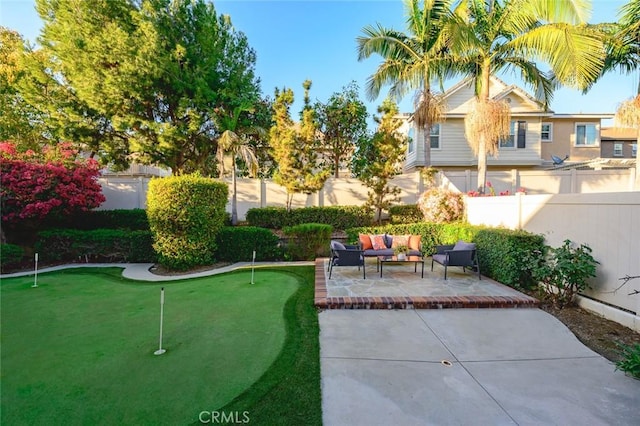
1,266 -> 321,425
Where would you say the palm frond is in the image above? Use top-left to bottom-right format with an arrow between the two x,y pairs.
464,98 -> 510,156
615,94 -> 640,129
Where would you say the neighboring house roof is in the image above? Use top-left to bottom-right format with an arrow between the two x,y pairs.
601,127 -> 638,141
549,157 -> 636,170
442,76 -> 552,118
550,113 -> 614,120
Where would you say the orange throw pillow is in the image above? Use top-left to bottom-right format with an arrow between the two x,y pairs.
408,235 -> 421,250
359,234 -> 373,250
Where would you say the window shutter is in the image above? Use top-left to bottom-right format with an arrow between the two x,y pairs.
517,121 -> 526,148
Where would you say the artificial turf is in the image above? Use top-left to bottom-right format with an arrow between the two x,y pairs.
0,265 -> 321,425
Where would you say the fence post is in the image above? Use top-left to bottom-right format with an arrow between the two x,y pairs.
516,191 -> 523,230
260,179 -> 266,207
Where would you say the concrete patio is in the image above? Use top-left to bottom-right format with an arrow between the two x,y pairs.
315,258 -> 538,309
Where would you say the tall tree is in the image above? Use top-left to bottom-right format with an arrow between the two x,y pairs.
35,0 -> 261,174
600,0 -> 640,189
314,81 -> 368,177
352,99 -> 407,223
216,101 -> 263,225
0,28 -> 51,151
270,81 -> 330,210
357,0 -> 455,170
449,0 -> 605,192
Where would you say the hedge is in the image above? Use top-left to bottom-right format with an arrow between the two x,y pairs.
473,228 -> 545,289
388,204 -> 423,224
35,229 -> 156,263
215,227 -> 283,262
283,223 -> 333,260
246,206 -> 372,230
42,209 -> 150,231
1,243 -> 25,271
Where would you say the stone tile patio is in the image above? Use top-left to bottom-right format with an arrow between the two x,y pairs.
314,258 -> 538,309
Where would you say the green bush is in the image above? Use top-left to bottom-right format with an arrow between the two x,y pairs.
246,206 -> 372,230
529,239 -> 599,308
36,229 -> 155,262
43,209 -> 150,231
283,223 -> 333,260
215,227 -> 283,262
146,174 -> 228,270
615,343 -> 640,379
473,228 -> 545,289
1,243 -> 25,271
245,207 -> 289,228
389,204 -> 423,224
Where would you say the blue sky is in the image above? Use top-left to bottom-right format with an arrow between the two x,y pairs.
1,0 -> 638,126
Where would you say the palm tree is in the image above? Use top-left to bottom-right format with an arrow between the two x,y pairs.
448,0 -> 605,192
357,0 -> 456,170
606,0 -> 640,189
216,104 -> 264,225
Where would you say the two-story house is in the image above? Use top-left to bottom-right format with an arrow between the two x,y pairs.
400,77 -> 613,171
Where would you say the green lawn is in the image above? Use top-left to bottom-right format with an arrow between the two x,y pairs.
1,266 -> 321,425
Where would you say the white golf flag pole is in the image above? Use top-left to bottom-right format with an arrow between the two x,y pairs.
251,250 -> 256,285
32,253 -> 39,288
154,287 -> 166,355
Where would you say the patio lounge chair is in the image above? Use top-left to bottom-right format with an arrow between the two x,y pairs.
431,241 -> 481,280
328,240 -> 359,271
328,241 -> 365,279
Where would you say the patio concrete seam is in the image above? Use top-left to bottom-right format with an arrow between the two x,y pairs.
457,355 -> 604,363
321,356 -> 460,365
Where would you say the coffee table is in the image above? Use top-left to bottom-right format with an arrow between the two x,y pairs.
377,255 -> 425,278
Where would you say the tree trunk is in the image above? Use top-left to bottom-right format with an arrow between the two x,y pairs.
635,127 -> 639,190
477,62 -> 492,194
231,158 -> 238,226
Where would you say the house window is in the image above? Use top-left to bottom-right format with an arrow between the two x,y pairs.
613,143 -> 623,157
575,123 -> 598,146
633,144 -> 637,157
500,121 -> 526,148
407,128 -> 415,154
500,121 -> 516,148
430,124 -> 440,149
541,123 -> 552,142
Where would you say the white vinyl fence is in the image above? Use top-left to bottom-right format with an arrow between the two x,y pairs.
466,192 -> 640,331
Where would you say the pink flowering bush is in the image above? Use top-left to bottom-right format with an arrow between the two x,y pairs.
418,187 -> 465,223
1,142 -> 105,225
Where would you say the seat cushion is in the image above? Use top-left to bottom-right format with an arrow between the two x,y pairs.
432,253 -> 448,265
331,240 -> 346,251
362,248 -> 394,257
453,241 -> 476,251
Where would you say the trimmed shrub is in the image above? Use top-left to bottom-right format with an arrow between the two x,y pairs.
418,188 -> 465,223
215,227 -> 283,262
245,206 -> 372,230
245,207 -> 288,229
1,243 -> 24,271
45,209 -> 150,231
473,228 -> 545,289
147,174 -> 228,270
36,229 -> 155,262
389,204 -> 423,224
283,223 -> 333,260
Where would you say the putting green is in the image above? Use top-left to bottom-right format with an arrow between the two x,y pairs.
1,267 -> 299,425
